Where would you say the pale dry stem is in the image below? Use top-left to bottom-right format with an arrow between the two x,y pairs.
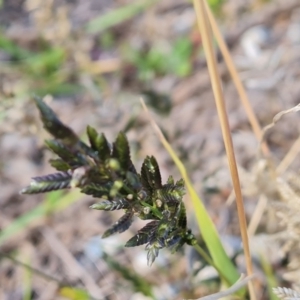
192,0 -> 256,298
204,1 -> 269,157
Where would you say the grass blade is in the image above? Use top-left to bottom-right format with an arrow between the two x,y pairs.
86,0 -> 158,34
260,255 -> 279,300
22,255 -> 33,300
59,287 -> 90,300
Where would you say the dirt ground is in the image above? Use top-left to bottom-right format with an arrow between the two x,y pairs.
1,0 -> 300,299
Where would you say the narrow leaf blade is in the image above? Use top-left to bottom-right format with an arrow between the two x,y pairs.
34,97 -> 78,144
112,132 -> 131,171
102,211 -> 133,238
21,172 -> 72,194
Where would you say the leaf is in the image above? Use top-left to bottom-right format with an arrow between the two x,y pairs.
90,198 -> 130,211
112,132 -> 131,172
59,287 -> 90,300
145,243 -> 160,266
140,156 -> 162,191
45,139 -> 70,160
81,183 -> 112,198
45,140 -> 85,167
140,160 -> 152,192
102,211 -> 134,238
126,171 -> 141,190
87,126 -> 111,161
157,182 -> 185,204
21,172 -> 71,194
148,156 -> 162,189
86,125 -> 99,151
33,97 -> 78,145
49,158 -> 70,171
77,141 -> 97,160
167,175 -> 174,185
142,90 -> 172,115
260,255 -> 279,300
0,33 -> 30,60
86,0 -> 158,34
26,47 -> 65,76
125,220 -> 159,247
178,203 -> 187,230
176,178 -> 185,187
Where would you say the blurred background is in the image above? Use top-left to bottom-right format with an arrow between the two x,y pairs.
1,0 -> 300,299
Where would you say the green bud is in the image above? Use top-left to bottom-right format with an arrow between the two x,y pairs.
143,207 -> 150,214
90,203 -> 107,210
110,180 -> 123,197
108,158 -> 120,170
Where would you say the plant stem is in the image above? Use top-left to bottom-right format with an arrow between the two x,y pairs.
192,0 -> 256,299
140,201 -> 163,219
192,242 -> 229,286
203,1 -> 269,157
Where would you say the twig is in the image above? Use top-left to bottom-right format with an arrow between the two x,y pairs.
192,0 -> 255,298
188,274 -> 256,300
262,104 -> 300,140
276,134 -> 300,175
261,103 -> 300,150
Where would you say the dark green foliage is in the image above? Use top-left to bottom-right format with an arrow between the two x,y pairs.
34,97 -> 78,145
81,183 -> 112,199
125,220 -> 159,247
21,98 -> 195,266
102,211 -> 134,238
86,125 -> 111,161
49,158 -> 70,171
112,132 -> 131,172
21,171 -> 71,194
91,198 -> 130,211
140,156 -> 162,192
45,140 -> 86,167
142,90 -> 172,115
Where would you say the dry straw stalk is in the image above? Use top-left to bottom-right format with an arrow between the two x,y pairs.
204,1 -> 269,157
192,0 -> 256,298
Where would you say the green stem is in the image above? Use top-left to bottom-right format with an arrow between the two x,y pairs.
191,241 -> 230,286
140,201 -> 163,219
